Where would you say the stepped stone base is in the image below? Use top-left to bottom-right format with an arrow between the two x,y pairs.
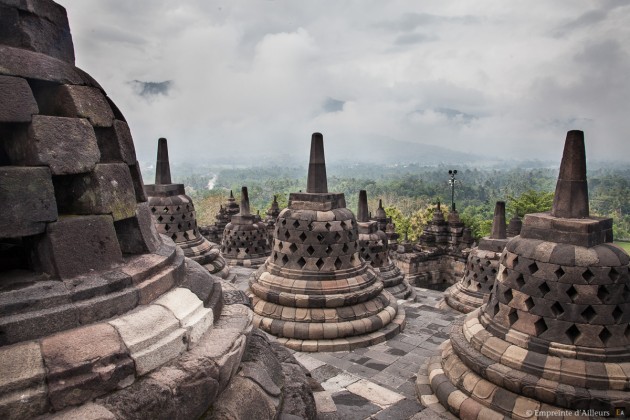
270,307 -> 406,352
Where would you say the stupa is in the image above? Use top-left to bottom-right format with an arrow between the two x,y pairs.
420,202 -> 449,247
201,190 -> 240,244
443,201 -> 509,313
424,131 -> 630,417
373,199 -> 400,245
264,195 -> 281,244
0,3 -> 316,418
507,213 -> 523,237
248,133 -> 405,351
220,186 -> 271,268
145,138 -> 231,279
357,191 -> 414,299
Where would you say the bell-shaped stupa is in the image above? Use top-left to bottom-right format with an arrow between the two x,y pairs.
443,201 -> 509,313
264,195 -> 281,244
0,2 -> 267,417
357,191 -> 414,299
248,133 -> 405,351
220,186 -> 271,268
426,131 -> 630,417
145,138 -> 231,279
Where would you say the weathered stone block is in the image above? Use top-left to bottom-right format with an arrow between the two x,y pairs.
0,75 -> 38,122
34,84 -> 114,127
94,120 -> 136,164
0,166 -> 57,238
5,115 -> 100,174
0,1 -> 74,64
41,323 -> 135,411
114,203 -> 162,254
109,305 -> 187,375
154,288 -> 213,348
54,163 -> 137,221
128,161 -> 147,202
0,341 -> 45,395
32,215 -> 123,279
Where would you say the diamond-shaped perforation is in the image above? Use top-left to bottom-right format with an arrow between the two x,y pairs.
609,267 -> 620,282
278,242 -> 284,251
612,306 -> 623,323
491,302 -> 500,317
528,262 -> 538,275
538,282 -> 551,297
566,285 -> 578,302
551,301 -> 564,316
289,243 -> 298,253
281,219 -> 287,226
316,233 -> 325,242
150,206 -> 157,213
597,285 -> 610,303
582,268 -> 595,283
299,232 -> 307,242
325,222 -> 331,231
334,232 -> 342,241
534,318 -> 548,336
524,297 -> 535,310
325,245 -> 333,255
340,220 -> 347,229
599,326 -> 612,345
508,309 -> 518,326
292,220 -> 300,229
316,258 -> 324,270
281,254 -> 289,265
581,305 -> 597,323
306,245 -> 315,256
284,230 -> 291,240
515,274 -> 525,288
503,288 -> 513,303
297,257 -> 306,268
342,243 -> 349,253
566,324 -> 581,344
555,267 -> 565,279
334,257 -> 342,270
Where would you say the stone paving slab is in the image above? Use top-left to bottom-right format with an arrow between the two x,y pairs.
230,267 -> 461,420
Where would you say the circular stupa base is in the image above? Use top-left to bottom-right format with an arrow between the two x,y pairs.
269,307 -> 406,352
224,255 -> 270,269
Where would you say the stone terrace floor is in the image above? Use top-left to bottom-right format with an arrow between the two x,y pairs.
232,268 -> 462,419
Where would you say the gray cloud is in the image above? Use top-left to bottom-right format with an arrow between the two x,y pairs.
57,0 -> 630,164
130,80 -> 173,98
323,98 -> 345,113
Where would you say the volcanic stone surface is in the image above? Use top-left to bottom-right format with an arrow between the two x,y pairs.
428,131 -> 630,417
144,138 -> 231,279
0,3 -> 265,418
248,133 -> 405,352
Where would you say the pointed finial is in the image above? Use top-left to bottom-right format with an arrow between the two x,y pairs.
306,132 -> 328,193
229,190 -> 234,198
240,186 -> 251,216
155,137 -> 172,184
273,195 -> 278,203
378,199 -> 383,209
490,201 -> 507,239
357,190 -> 369,222
437,200 -> 441,211
551,130 -> 589,218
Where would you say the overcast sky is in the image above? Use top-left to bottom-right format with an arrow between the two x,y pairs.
57,0 -> 630,165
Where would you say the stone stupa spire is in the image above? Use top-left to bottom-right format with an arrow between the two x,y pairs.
357,190 -> 369,222
239,186 -> 251,216
551,130 -> 589,219
489,200 -> 507,239
154,137 -> 172,185
306,132 -> 327,194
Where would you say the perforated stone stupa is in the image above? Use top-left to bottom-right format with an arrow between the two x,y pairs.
248,133 -> 405,351
145,138 -> 231,279
372,199 -> 399,245
425,131 -> 630,417
220,186 -> 271,268
444,201 -> 510,313
357,190 -> 414,300
201,190 -> 240,244
264,194 -> 281,244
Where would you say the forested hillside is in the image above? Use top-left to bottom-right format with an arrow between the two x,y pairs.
154,163 -> 630,242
